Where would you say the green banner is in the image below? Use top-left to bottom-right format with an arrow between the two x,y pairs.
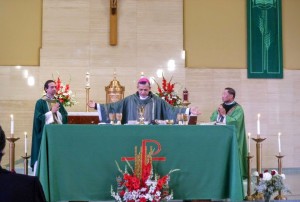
247,0 -> 283,78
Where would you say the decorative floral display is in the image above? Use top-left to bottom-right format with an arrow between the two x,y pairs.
54,76 -> 77,107
111,161 -> 179,202
253,169 -> 290,200
154,76 -> 182,107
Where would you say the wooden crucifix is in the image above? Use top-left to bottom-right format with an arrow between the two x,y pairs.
110,0 -> 118,46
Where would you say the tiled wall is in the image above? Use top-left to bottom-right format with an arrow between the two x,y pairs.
0,0 -> 299,171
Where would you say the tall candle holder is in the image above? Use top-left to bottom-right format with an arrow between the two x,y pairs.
252,136 -> 266,200
85,86 -> 90,112
274,154 -> 287,200
21,153 -> 31,175
5,136 -> 20,172
244,153 -> 254,201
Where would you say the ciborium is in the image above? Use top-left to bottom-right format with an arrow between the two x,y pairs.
138,106 -> 145,125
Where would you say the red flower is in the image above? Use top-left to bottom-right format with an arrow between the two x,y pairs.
157,175 -> 168,190
56,77 -> 61,91
140,197 -> 146,202
154,75 -> 182,106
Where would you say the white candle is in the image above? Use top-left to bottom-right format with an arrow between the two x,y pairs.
10,114 -> 14,136
278,132 -> 281,154
257,113 -> 261,135
24,132 -> 27,154
86,72 -> 90,87
247,132 -> 251,153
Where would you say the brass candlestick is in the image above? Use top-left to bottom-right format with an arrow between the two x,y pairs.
245,153 -> 254,201
274,154 -> 287,200
252,136 -> 266,200
6,136 -> 20,172
86,86 -> 90,112
21,153 -> 31,175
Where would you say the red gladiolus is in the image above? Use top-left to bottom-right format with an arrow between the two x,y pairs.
56,77 -> 61,91
271,170 -> 276,175
65,84 -> 70,92
140,197 -> 146,202
119,190 -> 125,197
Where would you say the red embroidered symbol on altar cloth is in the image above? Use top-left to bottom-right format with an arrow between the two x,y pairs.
121,139 -> 166,163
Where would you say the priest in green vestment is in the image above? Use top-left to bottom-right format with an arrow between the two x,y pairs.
210,87 -> 248,179
30,80 -> 68,171
88,77 -> 201,124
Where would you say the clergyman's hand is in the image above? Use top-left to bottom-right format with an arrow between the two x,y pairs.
51,103 -> 60,113
218,105 -> 226,116
88,100 -> 96,108
190,106 -> 201,115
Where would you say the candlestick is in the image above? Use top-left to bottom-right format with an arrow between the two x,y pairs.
274,155 -> 287,200
252,136 -> 266,200
247,132 -> 251,153
257,113 -> 260,136
10,114 -> 14,137
86,72 -> 90,87
24,132 -> 27,154
21,153 -> 31,175
244,154 -> 254,201
278,132 -> 281,154
5,137 -> 20,172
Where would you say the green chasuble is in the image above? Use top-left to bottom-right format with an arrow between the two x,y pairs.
210,103 -> 248,179
98,92 -> 187,124
30,96 -> 68,169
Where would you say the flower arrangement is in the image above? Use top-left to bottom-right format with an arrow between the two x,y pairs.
111,161 -> 179,202
154,76 -> 182,107
253,169 -> 290,200
54,76 -> 77,107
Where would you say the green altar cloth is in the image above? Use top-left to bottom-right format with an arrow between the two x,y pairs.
37,125 -> 244,201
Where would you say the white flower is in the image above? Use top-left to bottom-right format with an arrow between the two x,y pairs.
280,173 -> 286,180
253,171 -> 259,176
263,172 -> 272,181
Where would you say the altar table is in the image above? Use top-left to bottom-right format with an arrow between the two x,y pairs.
37,125 -> 244,201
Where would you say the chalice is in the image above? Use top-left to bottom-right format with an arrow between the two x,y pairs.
183,114 -> 189,125
116,113 -> 122,125
177,113 -> 183,125
109,113 -> 116,125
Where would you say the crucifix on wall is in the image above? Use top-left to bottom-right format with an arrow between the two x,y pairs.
110,0 -> 118,46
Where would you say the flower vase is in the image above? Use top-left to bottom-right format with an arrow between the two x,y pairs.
264,194 -> 271,202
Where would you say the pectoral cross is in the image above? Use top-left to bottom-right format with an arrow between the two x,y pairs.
110,0 -> 118,46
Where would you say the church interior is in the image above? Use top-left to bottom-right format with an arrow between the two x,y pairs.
0,0 -> 299,201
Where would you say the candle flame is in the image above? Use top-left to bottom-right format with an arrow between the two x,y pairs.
248,132 -> 251,137
257,113 -> 260,118
278,132 -> 281,136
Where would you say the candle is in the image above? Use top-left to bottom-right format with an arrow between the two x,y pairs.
247,132 -> 251,153
278,132 -> 281,154
257,113 -> 260,135
24,132 -> 27,154
10,114 -> 14,137
86,72 -> 90,87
